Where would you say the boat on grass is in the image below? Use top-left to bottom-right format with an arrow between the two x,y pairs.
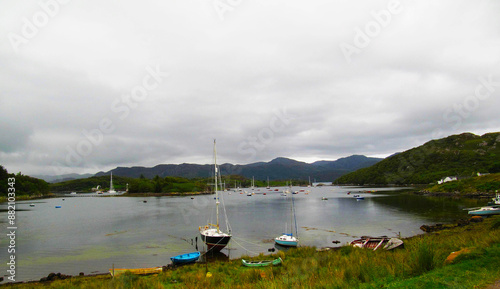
350,236 -> 403,250
468,205 -> 500,216
170,251 -> 200,265
109,267 -> 162,277
241,257 -> 282,267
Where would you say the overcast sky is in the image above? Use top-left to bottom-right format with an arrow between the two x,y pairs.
1,0 -> 499,176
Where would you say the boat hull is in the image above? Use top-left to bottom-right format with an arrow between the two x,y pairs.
109,267 -> 162,277
275,239 -> 298,247
242,257 -> 282,267
350,237 -> 403,250
170,251 -> 200,265
275,234 -> 298,247
200,232 -> 231,251
468,209 -> 500,216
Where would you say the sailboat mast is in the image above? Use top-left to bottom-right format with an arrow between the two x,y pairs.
292,194 -> 298,238
214,139 -> 220,233
290,194 -> 293,235
110,172 -> 113,190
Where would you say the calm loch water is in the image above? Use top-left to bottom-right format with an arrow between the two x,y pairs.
0,186 -> 476,282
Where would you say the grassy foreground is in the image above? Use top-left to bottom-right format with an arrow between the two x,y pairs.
5,217 -> 500,289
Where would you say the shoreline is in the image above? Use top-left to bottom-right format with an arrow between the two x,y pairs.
412,189 -> 495,199
3,215 -> 499,288
2,216 -> 480,286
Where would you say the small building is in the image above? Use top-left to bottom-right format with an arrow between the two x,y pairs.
438,176 -> 457,184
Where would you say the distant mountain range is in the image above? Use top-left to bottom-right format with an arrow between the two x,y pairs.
33,173 -> 94,183
89,155 -> 383,181
334,132 -> 500,185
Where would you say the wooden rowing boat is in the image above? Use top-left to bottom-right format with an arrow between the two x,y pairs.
350,237 -> 403,251
109,267 -> 163,277
241,257 -> 282,267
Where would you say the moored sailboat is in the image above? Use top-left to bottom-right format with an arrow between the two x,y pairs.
275,193 -> 299,247
108,172 -> 116,194
199,140 -> 232,252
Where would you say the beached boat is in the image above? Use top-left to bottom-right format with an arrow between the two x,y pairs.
199,140 -> 232,252
468,205 -> 500,216
170,251 -> 200,265
241,257 -> 282,267
109,267 -> 162,277
275,192 -> 299,247
350,237 -> 403,250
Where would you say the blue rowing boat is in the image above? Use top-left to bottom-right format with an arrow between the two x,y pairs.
170,251 -> 200,265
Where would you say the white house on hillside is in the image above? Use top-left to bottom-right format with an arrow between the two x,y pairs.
438,176 -> 457,184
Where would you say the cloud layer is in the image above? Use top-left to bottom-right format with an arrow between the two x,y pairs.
1,0 -> 499,175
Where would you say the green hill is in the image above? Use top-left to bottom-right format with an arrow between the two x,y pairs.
334,132 -> 500,185
0,165 -> 50,198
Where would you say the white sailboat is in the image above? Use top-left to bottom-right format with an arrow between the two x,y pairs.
199,140 -> 232,252
108,172 -> 116,194
275,192 -> 299,247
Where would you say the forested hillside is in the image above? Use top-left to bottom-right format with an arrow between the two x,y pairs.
334,132 -> 500,185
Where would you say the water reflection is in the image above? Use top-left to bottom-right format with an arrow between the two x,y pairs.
0,186 -> 477,282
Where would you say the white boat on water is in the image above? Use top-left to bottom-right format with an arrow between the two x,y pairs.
275,190 -> 299,247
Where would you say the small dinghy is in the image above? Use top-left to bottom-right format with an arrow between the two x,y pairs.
170,251 -> 200,265
242,257 -> 282,267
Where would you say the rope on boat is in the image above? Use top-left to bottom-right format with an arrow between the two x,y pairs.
231,236 -> 270,249
230,236 -> 262,256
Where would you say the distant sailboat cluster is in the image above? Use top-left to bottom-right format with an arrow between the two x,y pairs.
198,140 -> 301,253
